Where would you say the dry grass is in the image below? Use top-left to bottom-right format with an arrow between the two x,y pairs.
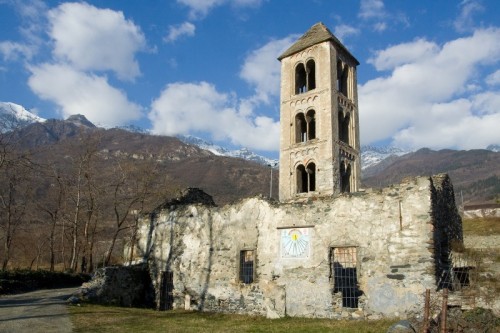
462,216 -> 500,236
69,305 -> 397,333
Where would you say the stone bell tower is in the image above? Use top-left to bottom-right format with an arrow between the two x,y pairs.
278,22 -> 361,202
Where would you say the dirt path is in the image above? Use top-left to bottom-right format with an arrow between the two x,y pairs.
0,288 -> 77,333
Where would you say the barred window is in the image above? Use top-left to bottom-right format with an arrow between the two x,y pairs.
331,247 -> 361,308
239,250 -> 254,284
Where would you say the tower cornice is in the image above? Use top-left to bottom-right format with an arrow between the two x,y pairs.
278,22 -> 359,65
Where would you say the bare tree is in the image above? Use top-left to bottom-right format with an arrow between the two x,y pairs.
80,157 -> 104,273
0,121 -> 36,270
64,132 -> 100,271
104,158 -> 174,266
0,173 -> 32,269
37,169 -> 66,272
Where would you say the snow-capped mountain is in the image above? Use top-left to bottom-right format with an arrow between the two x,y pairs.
487,144 -> 500,152
115,124 -> 150,134
360,145 -> 412,170
3,101 -> 497,171
177,135 -> 278,167
0,102 -> 45,131
65,114 -> 96,128
177,138 -> 414,170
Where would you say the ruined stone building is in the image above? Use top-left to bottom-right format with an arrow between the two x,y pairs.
127,23 -> 465,319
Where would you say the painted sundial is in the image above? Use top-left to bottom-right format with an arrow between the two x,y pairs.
280,228 -> 310,258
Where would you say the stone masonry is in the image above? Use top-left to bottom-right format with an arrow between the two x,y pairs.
119,23 -> 466,319
128,175 -> 463,319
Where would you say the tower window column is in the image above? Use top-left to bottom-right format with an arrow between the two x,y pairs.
306,110 -> 316,140
295,110 -> 316,143
340,160 -> 351,193
295,60 -> 316,94
338,110 -> 350,145
337,60 -> 350,98
296,162 -> 316,193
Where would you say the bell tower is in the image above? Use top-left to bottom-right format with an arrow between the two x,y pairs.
278,22 -> 361,202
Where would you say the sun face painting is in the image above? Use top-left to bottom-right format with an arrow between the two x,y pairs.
281,228 -> 310,258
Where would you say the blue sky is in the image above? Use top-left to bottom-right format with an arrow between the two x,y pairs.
1,0 -> 499,158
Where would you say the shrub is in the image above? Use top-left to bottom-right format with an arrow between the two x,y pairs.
0,269 -> 91,295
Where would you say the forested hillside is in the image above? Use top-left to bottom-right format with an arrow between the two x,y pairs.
0,117 -> 276,272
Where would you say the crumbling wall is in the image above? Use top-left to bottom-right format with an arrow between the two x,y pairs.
463,204 -> 500,218
75,264 -> 154,308
130,175 -> 463,319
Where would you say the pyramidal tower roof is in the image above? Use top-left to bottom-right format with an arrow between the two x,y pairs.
278,22 -> 359,65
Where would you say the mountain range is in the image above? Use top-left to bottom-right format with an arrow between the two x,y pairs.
1,101 -> 499,204
0,102 -> 414,170
0,102 -> 45,130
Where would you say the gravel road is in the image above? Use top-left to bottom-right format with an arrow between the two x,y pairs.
0,288 -> 77,333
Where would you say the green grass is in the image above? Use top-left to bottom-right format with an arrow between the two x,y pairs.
69,305 -> 397,333
462,216 -> 500,236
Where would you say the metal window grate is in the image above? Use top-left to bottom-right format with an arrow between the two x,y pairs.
159,271 -> 173,311
239,250 -> 254,284
331,247 -> 360,308
438,250 -> 480,292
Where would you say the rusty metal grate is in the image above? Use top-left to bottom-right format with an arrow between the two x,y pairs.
239,250 -> 254,284
159,270 -> 173,310
331,247 -> 360,308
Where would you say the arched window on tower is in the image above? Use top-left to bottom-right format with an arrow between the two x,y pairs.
338,111 -> 350,145
306,109 -> 316,140
306,59 -> 316,91
337,60 -> 349,97
295,60 -> 316,94
295,63 -> 307,94
340,161 -> 351,193
295,113 -> 307,143
296,162 -> 316,193
307,162 -> 316,192
297,164 -> 307,193
336,60 -> 343,91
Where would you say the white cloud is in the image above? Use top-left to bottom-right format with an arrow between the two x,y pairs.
148,82 -> 279,151
486,70 -> 500,86
368,38 -> 439,71
0,41 -> 34,61
394,100 -> 500,150
357,0 -> 408,33
0,0 -> 46,63
333,24 -> 360,42
454,0 -> 484,33
28,63 -> 142,127
177,0 -> 223,18
13,0 -> 47,38
373,22 -> 387,32
164,22 -> 196,43
177,0 -> 263,19
239,36 -> 296,104
359,27 -> 500,150
358,0 -> 385,19
472,91 -> 500,115
47,2 -> 146,81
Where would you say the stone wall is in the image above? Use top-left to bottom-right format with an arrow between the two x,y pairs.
463,204 -> 500,219
129,175 -> 463,319
75,264 -> 154,308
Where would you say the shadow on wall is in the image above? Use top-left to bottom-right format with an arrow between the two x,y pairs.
135,188 -> 217,311
430,174 -> 463,290
332,263 -> 363,308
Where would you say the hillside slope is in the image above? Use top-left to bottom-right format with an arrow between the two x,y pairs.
363,148 -> 500,204
14,117 -> 276,205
